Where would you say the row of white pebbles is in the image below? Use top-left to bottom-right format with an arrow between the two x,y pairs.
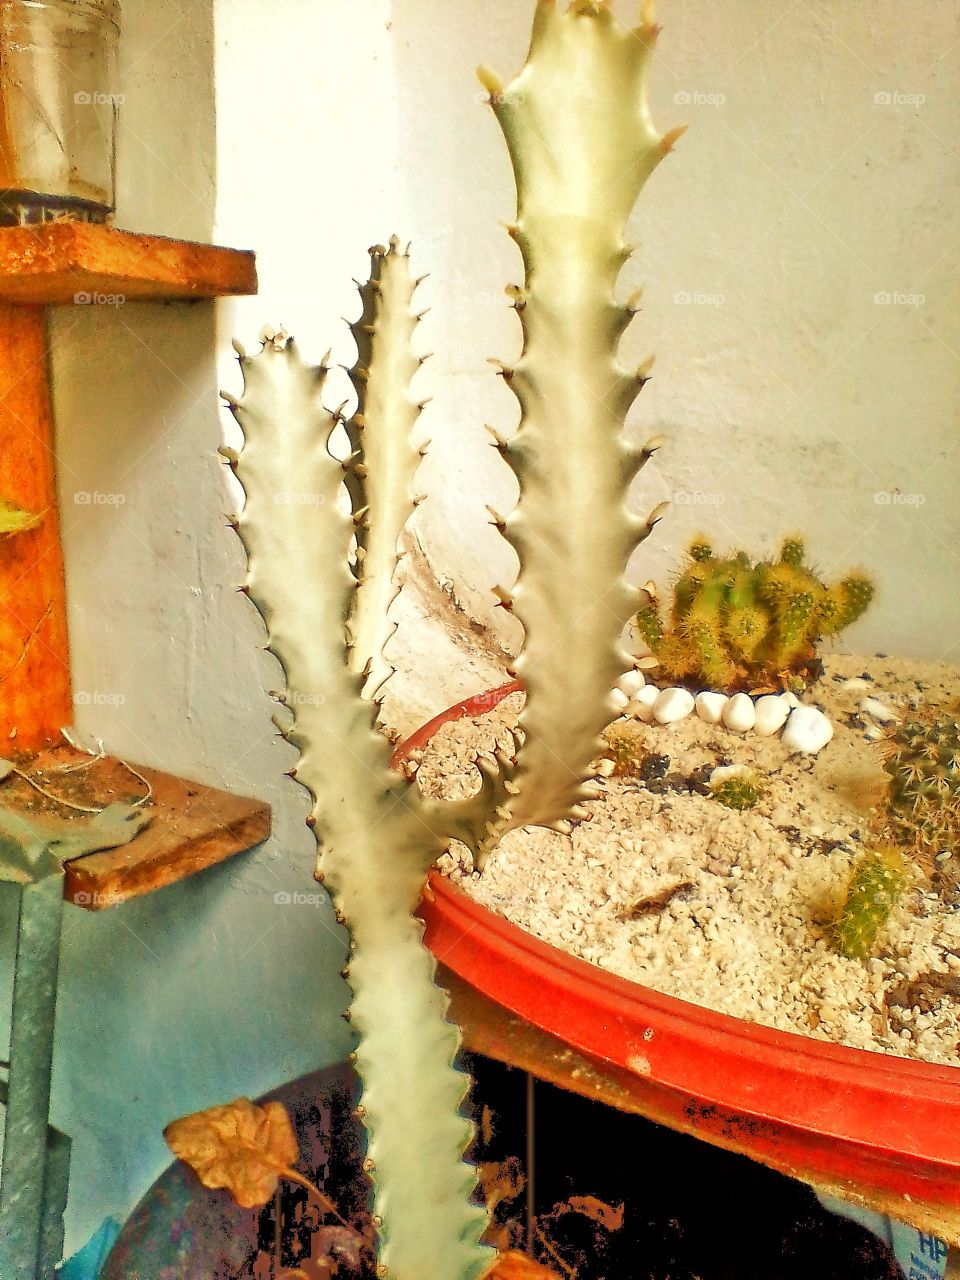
610,669 -> 901,756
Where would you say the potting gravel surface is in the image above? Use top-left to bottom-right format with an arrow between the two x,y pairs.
417,654 -> 960,1065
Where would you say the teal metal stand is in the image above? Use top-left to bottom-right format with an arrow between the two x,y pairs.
0,802 -> 149,1280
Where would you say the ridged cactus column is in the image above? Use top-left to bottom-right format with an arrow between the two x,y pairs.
222,4 -> 680,1277
479,0 -> 681,841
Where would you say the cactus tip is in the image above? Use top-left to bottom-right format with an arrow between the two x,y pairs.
477,64 -> 504,101
660,124 -> 688,156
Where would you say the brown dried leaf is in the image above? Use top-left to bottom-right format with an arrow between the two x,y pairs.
164,1097 -> 299,1209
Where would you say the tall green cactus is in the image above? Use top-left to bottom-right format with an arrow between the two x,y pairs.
221,4 -> 679,1277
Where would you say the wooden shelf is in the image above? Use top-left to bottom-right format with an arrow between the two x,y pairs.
0,223 -> 257,306
0,744 -> 270,907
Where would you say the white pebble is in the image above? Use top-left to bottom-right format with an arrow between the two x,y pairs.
864,725 -> 885,742
618,669 -> 646,698
654,687 -> 696,724
781,705 -> 834,754
842,678 -> 870,693
610,687 -> 630,712
710,764 -> 753,786
860,697 -> 898,725
754,694 -> 792,737
627,685 -> 659,722
595,758 -> 616,777
635,655 -> 660,670
722,692 -> 756,733
695,691 -> 728,724
782,691 -> 801,708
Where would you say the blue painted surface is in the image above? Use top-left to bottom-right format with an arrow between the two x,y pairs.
1,850 -> 353,1259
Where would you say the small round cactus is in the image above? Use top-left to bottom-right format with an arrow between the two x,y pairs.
833,845 -> 908,960
879,708 -> 960,899
709,768 -> 762,810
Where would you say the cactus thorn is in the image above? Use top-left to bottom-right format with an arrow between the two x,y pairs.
412,492 -> 429,507
417,353 -> 434,366
485,424 -> 509,449
636,354 -> 656,381
492,585 -> 514,610
418,441 -> 432,457
231,338 -> 247,359
237,584 -> 250,596
647,500 -> 671,527
417,397 -> 434,411
305,814 -> 317,829
416,308 -> 431,322
285,767 -> 297,778
626,286 -> 645,313
660,124 -> 688,155
414,273 -> 430,288
477,64 -> 504,99
352,505 -> 370,527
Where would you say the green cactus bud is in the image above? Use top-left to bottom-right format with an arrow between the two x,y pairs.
710,768 -> 763,810
689,534 -> 714,563
833,845 -> 908,960
635,596 -> 663,654
779,535 -> 806,568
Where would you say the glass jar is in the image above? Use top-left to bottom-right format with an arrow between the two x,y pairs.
0,0 -> 120,225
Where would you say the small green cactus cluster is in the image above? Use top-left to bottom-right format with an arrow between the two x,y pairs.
833,845 -> 908,960
879,708 -> 960,899
709,769 -> 762,811
635,535 -> 874,693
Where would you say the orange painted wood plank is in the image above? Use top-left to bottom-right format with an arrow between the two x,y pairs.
0,224 -> 257,306
0,303 -> 71,750
0,743 -> 271,906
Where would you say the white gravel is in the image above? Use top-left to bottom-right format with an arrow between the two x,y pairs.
419,654 -> 960,1066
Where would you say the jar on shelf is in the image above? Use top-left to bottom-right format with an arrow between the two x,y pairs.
0,0 -> 120,225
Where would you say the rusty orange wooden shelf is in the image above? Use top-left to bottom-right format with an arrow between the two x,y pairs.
0,224 -> 257,754
1,744 -> 271,907
0,223 -> 256,306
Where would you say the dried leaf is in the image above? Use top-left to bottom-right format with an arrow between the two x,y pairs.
0,499 -> 42,536
164,1097 -> 299,1209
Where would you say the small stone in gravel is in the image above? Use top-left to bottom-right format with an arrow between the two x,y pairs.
611,687 -> 630,711
618,669 -> 646,698
860,697 -> 899,725
627,686 -> 659,722
654,687 -> 696,724
754,694 -> 792,737
782,705 -> 834,754
695,691 -> 728,724
723,692 -> 756,733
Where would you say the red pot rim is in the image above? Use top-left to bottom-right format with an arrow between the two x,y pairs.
406,683 -> 960,1210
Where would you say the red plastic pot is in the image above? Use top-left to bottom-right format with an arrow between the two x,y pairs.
408,686 -> 960,1241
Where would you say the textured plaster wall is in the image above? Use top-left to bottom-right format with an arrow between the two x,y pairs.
19,0 -> 959,1260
